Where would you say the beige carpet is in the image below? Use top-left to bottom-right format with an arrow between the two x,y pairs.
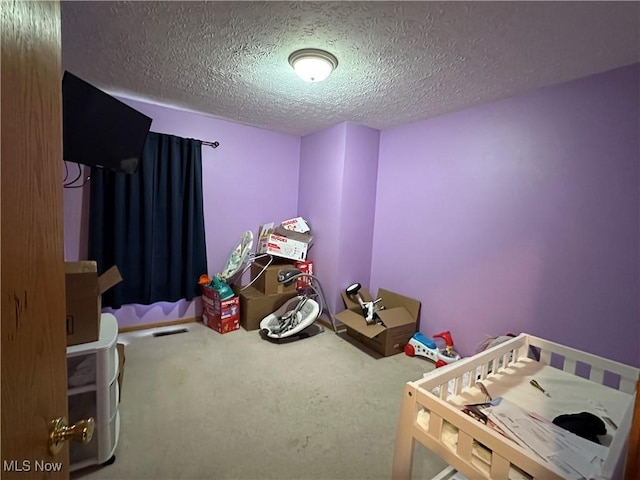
71,322 -> 447,480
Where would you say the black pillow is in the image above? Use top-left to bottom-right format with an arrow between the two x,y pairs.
552,412 -> 606,444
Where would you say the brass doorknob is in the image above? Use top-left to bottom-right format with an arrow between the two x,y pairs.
49,417 -> 94,454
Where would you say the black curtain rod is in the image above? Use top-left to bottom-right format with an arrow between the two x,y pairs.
149,131 -> 219,149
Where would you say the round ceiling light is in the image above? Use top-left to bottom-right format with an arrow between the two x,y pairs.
288,48 -> 338,83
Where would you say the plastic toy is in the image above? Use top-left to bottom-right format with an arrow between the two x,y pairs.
209,276 -> 234,300
404,330 -> 461,367
218,230 -> 254,284
433,330 -> 462,364
200,231 -> 255,300
345,283 -> 384,325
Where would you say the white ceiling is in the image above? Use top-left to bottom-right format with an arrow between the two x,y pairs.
61,1 -> 640,136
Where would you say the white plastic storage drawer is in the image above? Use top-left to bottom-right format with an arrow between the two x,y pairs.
108,380 -> 119,420
68,391 -> 96,424
67,354 -> 97,388
66,313 -> 120,472
98,411 -> 120,464
105,343 -> 118,386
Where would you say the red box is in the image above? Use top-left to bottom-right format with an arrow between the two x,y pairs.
200,286 -> 240,333
200,285 -> 219,309
294,260 -> 314,290
203,309 -> 239,334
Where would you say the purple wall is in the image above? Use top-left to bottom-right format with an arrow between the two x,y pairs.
335,123 -> 380,307
298,123 -> 380,314
372,64 -> 640,366
64,65 -> 639,367
298,123 -> 347,312
63,99 -> 300,328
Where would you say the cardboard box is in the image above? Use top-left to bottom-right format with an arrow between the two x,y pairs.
234,285 -> 298,331
334,288 -> 420,357
294,260 -> 314,290
65,261 -> 122,346
203,309 -> 240,334
250,258 -> 296,295
116,343 -> 125,402
280,217 -> 311,233
257,224 -> 313,261
201,286 -> 240,333
201,287 -> 240,317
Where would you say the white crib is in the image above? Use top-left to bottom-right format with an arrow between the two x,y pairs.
392,333 -> 639,480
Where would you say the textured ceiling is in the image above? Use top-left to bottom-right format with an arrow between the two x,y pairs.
61,1 -> 640,136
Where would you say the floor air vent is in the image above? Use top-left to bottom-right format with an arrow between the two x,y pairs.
152,328 -> 189,337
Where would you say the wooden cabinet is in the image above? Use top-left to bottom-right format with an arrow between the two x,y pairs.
66,313 -> 120,471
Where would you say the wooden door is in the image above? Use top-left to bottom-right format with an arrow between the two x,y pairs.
1,1 -> 69,478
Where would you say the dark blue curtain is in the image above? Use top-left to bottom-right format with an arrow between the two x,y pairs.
89,132 -> 207,308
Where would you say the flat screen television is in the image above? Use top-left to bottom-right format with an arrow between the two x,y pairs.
62,71 -> 152,174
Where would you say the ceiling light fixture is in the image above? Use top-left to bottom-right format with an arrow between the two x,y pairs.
288,48 -> 338,83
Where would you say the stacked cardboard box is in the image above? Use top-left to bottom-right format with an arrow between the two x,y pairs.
256,219 -> 313,262
249,258 -> 297,295
201,286 -> 240,334
234,259 -> 299,330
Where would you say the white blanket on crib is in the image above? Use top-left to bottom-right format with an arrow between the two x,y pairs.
485,398 -> 607,479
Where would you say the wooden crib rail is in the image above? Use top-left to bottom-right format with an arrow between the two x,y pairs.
414,334 -> 527,400
524,335 -> 639,393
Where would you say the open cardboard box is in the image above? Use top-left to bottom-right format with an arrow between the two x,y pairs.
65,261 -> 122,346
257,223 -> 313,261
335,287 -> 420,357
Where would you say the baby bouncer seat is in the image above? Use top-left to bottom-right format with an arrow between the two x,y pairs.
259,294 -> 321,339
259,267 -> 338,341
